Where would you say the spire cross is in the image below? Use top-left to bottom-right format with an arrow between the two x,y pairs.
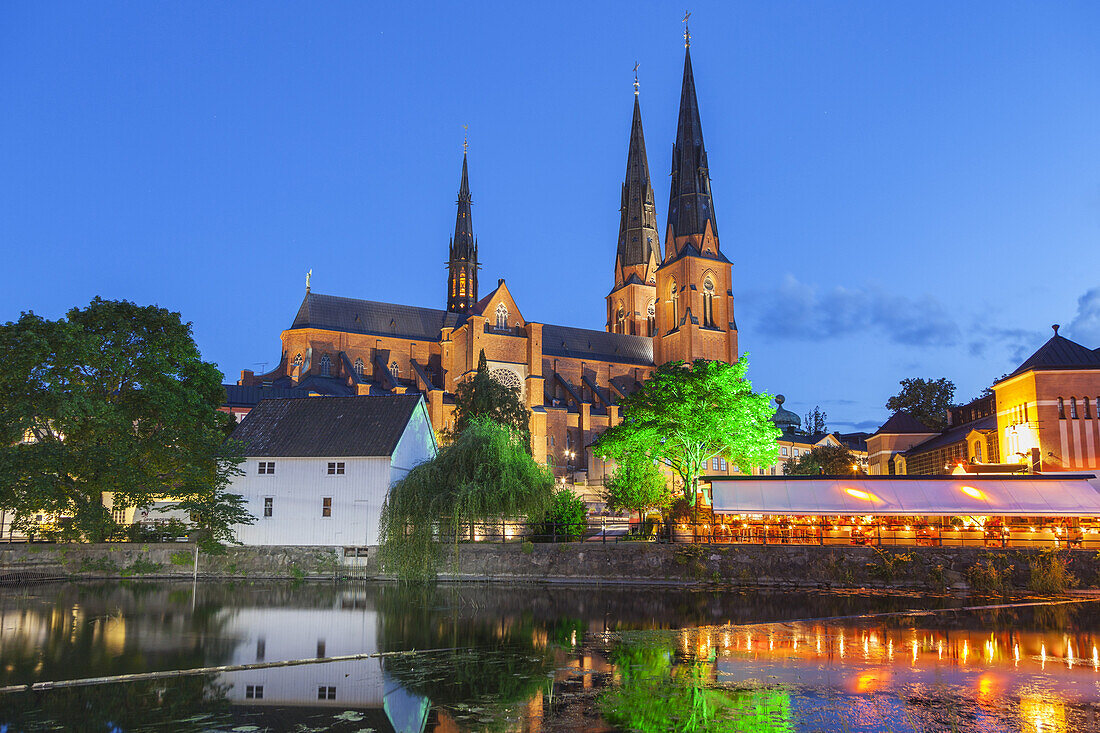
462,124 -> 468,154
633,62 -> 640,95
682,11 -> 691,48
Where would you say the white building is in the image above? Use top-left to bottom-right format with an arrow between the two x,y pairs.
229,395 -> 436,546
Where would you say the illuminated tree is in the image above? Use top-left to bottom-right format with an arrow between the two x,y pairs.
601,450 -> 675,517
448,349 -> 532,451
595,358 -> 779,506
783,443 -> 862,475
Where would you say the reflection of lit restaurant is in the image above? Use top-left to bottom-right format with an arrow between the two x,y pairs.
703,474 -> 1100,548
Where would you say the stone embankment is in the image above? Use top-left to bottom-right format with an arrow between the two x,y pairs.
2,541 -> 1098,592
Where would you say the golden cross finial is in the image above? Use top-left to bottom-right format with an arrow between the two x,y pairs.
682,11 -> 691,48
463,125 -> 469,154
633,62 -> 640,95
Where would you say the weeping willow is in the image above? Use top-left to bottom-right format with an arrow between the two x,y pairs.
378,416 -> 555,582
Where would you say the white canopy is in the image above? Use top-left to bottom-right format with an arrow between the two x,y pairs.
709,476 -> 1100,517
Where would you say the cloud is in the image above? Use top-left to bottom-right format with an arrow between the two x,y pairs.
1067,287 -> 1100,346
967,326 -> 1042,364
830,419 -> 884,432
750,275 -> 960,347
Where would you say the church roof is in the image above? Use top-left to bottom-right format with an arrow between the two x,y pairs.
1004,330 -> 1100,379
229,395 -> 424,457
873,411 -> 935,436
542,323 -> 653,366
223,384 -> 315,408
291,292 -> 464,340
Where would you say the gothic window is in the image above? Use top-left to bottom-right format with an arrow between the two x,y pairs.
495,303 -> 508,330
646,301 -> 655,336
390,361 -> 399,380
702,277 -> 715,327
293,353 -> 303,369
489,368 -> 522,394
1058,397 -> 1066,419
669,280 -> 679,328
1071,397 -> 1078,419
353,358 -> 364,376
459,272 -> 466,298
319,354 -> 331,377
616,303 -> 625,334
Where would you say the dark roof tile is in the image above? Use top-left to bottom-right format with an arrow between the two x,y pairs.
873,411 -> 935,436
1006,334 -> 1100,378
292,292 -> 464,340
542,324 -> 653,366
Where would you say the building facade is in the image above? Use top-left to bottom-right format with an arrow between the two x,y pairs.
238,45 -> 739,478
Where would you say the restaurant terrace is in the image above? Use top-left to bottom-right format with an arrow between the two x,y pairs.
702,474 -> 1100,548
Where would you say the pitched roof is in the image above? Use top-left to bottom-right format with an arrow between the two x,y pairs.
901,413 -> 997,456
873,411 -> 934,436
229,395 -> 424,457
291,292 -> 464,340
223,384 -> 315,408
1005,332 -> 1100,379
542,323 -> 654,366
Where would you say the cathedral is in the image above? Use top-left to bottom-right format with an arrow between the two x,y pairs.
238,42 -> 739,477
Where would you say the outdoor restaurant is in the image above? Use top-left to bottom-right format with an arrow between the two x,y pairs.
701,474 -> 1100,548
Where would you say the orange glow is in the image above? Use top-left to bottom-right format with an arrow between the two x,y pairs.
845,488 -> 876,502
853,671 -> 889,694
961,486 -> 984,500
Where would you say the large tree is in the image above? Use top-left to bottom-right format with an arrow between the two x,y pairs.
783,443 -> 862,476
885,377 -> 955,431
448,349 -> 532,450
601,451 -> 675,518
0,298 -> 249,542
595,358 -> 779,506
378,416 -> 554,581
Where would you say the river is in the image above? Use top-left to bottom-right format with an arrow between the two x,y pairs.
1,581 -> 1098,731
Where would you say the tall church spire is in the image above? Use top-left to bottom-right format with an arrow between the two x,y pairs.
447,151 -> 479,312
666,47 -> 719,257
615,91 -> 661,283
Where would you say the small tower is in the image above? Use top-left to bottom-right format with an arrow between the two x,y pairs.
654,40 -> 738,365
606,72 -> 661,337
446,150 -> 479,312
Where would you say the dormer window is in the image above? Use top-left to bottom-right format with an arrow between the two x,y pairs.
390,361 -> 399,380
292,353 -> 303,369
319,354 -> 331,377
495,303 -> 508,330
353,358 -> 364,376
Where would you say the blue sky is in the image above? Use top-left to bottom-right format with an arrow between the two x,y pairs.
2,1 -> 1098,432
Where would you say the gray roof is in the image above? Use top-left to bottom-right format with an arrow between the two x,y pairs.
873,411 -> 934,436
901,414 -> 997,456
542,323 -> 654,366
223,384 -> 315,408
229,395 -> 424,457
292,292 -> 465,340
1006,333 -> 1100,378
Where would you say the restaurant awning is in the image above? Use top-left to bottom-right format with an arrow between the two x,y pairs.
708,475 -> 1100,516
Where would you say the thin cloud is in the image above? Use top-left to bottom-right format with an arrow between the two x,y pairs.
1067,287 -> 1100,346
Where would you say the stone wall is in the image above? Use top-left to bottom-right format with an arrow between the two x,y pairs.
3,542 -> 1099,592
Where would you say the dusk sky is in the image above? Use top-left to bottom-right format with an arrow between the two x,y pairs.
2,1 -> 1098,432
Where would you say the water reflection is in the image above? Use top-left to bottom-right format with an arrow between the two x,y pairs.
1,583 -> 1100,731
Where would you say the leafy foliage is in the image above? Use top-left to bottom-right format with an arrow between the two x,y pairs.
885,377 -> 956,431
803,405 -> 827,434
783,443 -> 862,475
447,349 -> 531,450
0,298 -> 249,542
379,416 -> 554,581
533,488 -> 588,541
602,451 -> 675,516
595,358 -> 779,505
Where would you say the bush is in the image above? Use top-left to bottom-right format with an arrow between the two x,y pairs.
533,489 -> 588,542
966,556 -> 1015,596
120,558 -> 163,576
1028,549 -> 1076,595
169,550 -> 194,566
865,548 -> 913,583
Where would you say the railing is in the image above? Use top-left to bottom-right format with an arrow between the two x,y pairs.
424,519 -> 1098,549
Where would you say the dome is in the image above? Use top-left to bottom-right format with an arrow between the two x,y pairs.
770,394 -> 801,431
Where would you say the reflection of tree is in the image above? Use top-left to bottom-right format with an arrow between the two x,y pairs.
601,637 -> 792,733
0,675 -> 230,732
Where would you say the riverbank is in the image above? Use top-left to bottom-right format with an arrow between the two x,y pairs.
2,541 -> 1098,593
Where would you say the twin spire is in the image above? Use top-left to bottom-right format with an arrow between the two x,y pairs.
446,150 -> 479,312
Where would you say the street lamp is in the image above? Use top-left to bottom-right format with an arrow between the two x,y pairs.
564,450 -> 576,490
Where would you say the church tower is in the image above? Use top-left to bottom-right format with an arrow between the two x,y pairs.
446,151 -> 479,312
606,77 -> 661,337
653,36 -> 738,365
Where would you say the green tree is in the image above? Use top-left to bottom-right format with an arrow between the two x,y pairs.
783,443 -> 862,475
601,451 -> 675,517
448,349 -> 532,450
534,487 -> 588,541
378,416 -> 554,581
595,358 -> 779,506
803,405 -> 827,434
0,298 -> 248,542
885,377 -> 955,431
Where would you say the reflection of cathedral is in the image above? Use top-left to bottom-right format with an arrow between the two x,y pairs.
238,41 -> 738,474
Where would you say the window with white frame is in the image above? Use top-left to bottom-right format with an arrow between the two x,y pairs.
318,686 -> 336,700
246,685 -> 264,699
327,462 -> 345,475
258,461 -> 275,475
322,497 -> 332,517
263,497 -> 273,518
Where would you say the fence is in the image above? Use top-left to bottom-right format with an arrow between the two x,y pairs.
426,519 -> 1098,550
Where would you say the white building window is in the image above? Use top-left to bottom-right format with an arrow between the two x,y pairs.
318,686 -> 336,700
327,461 -> 345,475
263,497 -> 273,518
322,497 -> 332,517
781,447 -> 788,456
245,685 -> 263,699
258,461 -> 275,475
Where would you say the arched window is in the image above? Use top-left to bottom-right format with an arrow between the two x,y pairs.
616,303 -> 625,334
702,277 -> 715,327
1058,397 -> 1066,419
1071,397 -> 1078,419
353,357 -> 364,376
973,441 -> 982,462
646,301 -> 655,336
319,354 -> 331,377
1085,397 -> 1092,419
292,353 -> 303,369
669,280 -> 679,328
495,302 -> 508,330
459,272 -> 466,298
390,361 -> 399,380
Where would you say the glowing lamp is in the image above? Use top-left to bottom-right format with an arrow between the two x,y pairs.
960,486 -> 984,500
845,488 -> 876,502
